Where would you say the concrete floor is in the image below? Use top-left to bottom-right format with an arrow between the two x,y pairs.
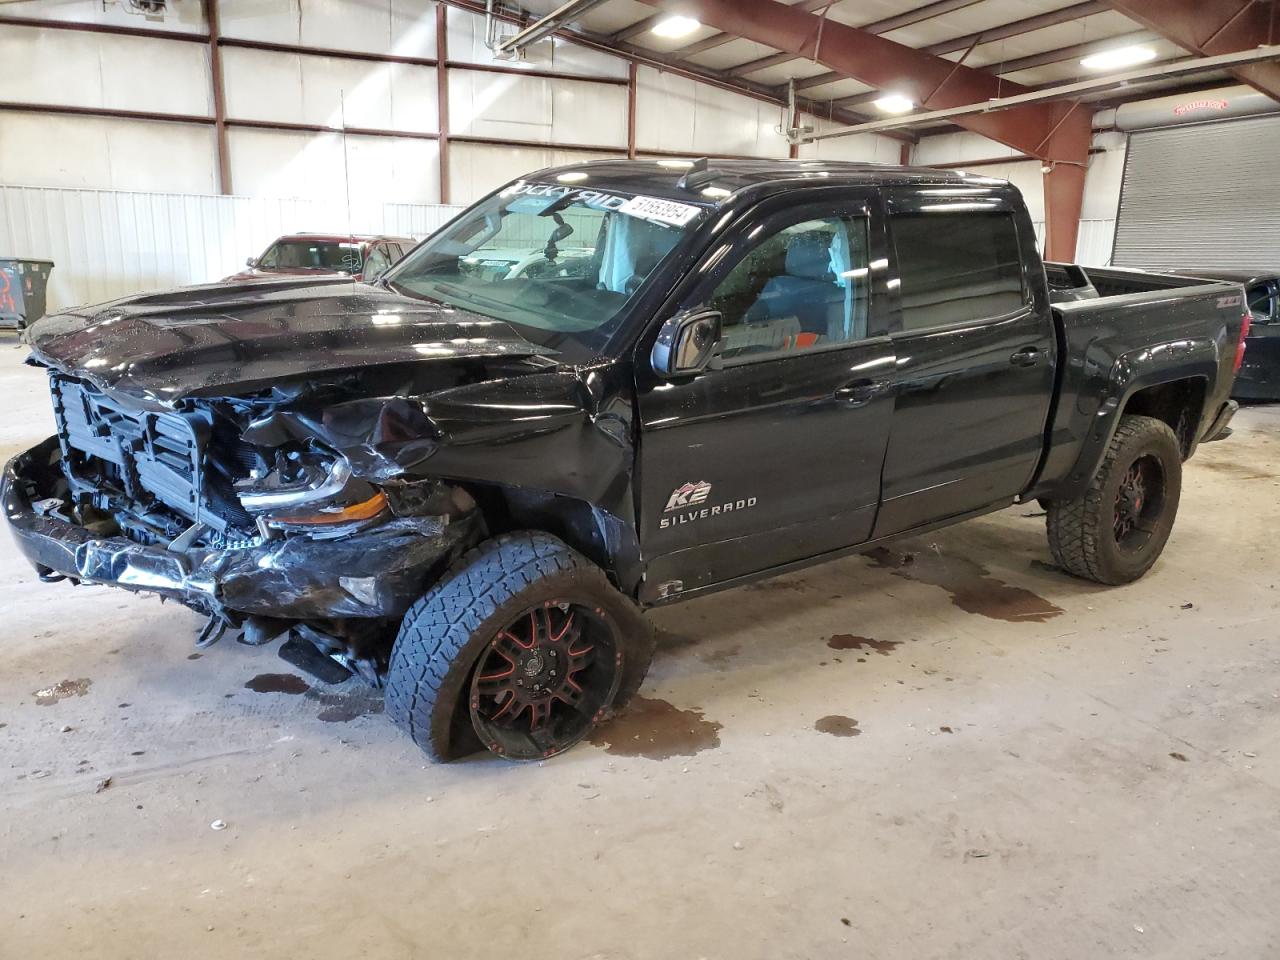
2,333 -> 1279,960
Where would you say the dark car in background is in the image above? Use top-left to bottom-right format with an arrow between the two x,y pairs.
1047,264 -> 1279,401
225,233 -> 415,283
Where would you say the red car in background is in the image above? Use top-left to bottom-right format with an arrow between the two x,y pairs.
225,233 -> 416,283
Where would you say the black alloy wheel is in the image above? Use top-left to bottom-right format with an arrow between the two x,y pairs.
470,601 -> 621,760
1112,454 -> 1167,552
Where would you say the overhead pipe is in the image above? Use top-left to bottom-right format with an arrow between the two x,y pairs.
485,0 -> 613,59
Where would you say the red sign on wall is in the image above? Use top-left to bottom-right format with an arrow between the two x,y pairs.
1173,98 -> 1229,117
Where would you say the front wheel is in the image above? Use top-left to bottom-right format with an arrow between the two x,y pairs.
385,532 -> 653,762
1046,414 -> 1183,585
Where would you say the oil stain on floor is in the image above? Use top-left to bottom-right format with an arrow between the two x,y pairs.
815,715 -> 861,737
866,545 -> 1062,623
33,678 -> 92,706
244,673 -> 384,722
588,696 -> 722,759
244,673 -> 310,695
827,635 -> 900,655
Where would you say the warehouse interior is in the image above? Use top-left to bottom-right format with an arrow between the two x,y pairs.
3,0 -> 1280,956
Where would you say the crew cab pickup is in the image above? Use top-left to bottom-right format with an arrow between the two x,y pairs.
3,160 -> 1248,762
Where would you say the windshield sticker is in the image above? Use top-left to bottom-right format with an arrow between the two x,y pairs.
502,180 -> 628,212
618,195 -> 702,227
501,181 -> 703,226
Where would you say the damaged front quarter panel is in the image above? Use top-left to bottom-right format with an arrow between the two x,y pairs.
240,365 -> 637,513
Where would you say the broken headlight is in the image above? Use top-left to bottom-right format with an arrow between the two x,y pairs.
234,448 -> 387,529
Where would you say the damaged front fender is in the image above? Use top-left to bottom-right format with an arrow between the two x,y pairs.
241,367 -> 636,510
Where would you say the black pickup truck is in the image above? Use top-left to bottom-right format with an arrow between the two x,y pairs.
3,160 -> 1247,762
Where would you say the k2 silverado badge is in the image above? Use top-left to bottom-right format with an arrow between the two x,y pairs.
660,481 -> 758,529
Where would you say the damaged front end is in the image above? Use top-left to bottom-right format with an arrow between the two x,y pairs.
3,371 -> 481,682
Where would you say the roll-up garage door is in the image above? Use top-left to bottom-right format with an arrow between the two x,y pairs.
1112,114 -> 1280,271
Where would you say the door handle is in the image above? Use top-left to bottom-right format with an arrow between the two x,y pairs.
834,378 -> 886,405
1009,346 -> 1043,367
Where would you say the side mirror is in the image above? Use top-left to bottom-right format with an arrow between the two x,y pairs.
245,256 -> 257,268
652,310 -> 722,378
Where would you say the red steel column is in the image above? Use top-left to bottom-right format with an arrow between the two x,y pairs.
1040,102 -> 1092,261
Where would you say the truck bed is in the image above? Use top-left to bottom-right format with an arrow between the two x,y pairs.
1028,274 -> 1246,503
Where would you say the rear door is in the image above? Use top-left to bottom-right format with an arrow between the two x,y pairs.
634,189 -> 897,601
872,188 -> 1056,537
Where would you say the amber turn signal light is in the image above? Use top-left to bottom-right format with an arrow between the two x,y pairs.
274,491 -> 388,526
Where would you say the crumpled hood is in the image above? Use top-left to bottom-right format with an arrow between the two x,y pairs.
25,278 -> 556,403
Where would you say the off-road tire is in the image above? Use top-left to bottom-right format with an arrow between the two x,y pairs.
1046,414 -> 1182,585
385,532 -> 652,762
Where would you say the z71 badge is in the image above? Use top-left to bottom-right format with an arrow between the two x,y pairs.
660,481 -> 757,529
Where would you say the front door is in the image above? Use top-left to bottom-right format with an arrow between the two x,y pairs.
872,189 -> 1057,537
634,191 -> 897,602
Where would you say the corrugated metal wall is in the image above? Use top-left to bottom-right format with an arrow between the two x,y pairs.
0,184 -> 464,311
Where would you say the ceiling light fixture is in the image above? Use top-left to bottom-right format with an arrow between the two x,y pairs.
1080,44 -> 1157,71
873,94 -> 915,114
652,15 -> 701,39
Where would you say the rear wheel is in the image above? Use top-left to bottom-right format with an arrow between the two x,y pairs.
1046,414 -> 1182,585
385,532 -> 652,762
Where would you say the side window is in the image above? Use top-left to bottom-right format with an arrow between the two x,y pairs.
363,244 -> 391,279
387,243 -> 404,262
708,216 -> 871,364
890,211 -> 1026,332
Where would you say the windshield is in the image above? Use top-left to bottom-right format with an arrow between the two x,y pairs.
259,240 -> 363,273
385,179 -> 707,356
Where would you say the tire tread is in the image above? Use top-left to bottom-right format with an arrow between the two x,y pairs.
1046,414 -> 1180,585
384,532 -> 649,761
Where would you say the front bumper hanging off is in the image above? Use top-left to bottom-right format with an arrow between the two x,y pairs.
3,436 -> 471,621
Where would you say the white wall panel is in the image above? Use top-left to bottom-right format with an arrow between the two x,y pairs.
447,143 -> 622,204
220,0 -> 436,58
913,131 -> 1023,166
796,117 -> 903,164
636,66 -> 787,159
1081,131 -> 1126,222
446,7 -> 627,79
228,128 -> 440,204
0,113 -> 216,193
0,184 -> 463,311
0,25 -> 211,116
1076,219 -> 1115,266
448,70 -> 626,147
0,0 -> 205,33
222,47 -> 438,132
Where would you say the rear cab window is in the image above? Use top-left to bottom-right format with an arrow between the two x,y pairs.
886,189 -> 1029,332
